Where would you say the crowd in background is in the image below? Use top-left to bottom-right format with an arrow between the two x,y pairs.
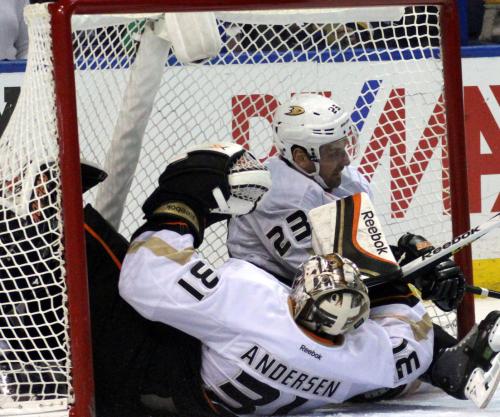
0,0 -> 29,60
0,0 -> 499,61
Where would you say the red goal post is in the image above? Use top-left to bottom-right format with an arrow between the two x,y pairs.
0,1 -> 473,416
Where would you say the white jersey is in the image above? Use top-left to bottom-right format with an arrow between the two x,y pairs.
119,229 -> 433,416
227,157 -> 372,281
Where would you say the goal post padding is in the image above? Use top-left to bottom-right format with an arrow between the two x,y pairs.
0,2 -> 471,416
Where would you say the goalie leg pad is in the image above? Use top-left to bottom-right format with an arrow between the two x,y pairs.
430,311 -> 500,408
465,354 -> 500,408
464,314 -> 500,408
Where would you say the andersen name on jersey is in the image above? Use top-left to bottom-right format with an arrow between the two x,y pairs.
240,344 -> 342,397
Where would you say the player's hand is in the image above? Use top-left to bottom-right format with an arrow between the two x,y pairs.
414,259 -> 465,311
141,143 -> 270,247
396,232 -> 465,311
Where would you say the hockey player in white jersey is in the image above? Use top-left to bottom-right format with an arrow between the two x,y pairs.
227,93 -> 370,281
119,142 -> 500,416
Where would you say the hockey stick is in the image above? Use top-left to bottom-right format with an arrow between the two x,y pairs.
465,284 -> 500,300
398,213 -> 500,299
400,212 -> 500,280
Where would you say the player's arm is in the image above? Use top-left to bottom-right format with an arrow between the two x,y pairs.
338,302 -> 434,402
369,300 -> 434,384
119,227 -> 225,339
119,143 -> 271,340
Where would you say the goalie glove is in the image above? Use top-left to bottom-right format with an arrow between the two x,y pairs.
141,143 -> 271,247
396,233 -> 465,312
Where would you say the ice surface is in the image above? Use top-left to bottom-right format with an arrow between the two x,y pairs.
304,385 -> 500,416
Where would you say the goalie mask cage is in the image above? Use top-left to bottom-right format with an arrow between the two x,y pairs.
0,0 -> 473,416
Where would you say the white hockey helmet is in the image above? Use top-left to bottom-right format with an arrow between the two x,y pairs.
272,93 -> 357,162
290,254 -> 370,336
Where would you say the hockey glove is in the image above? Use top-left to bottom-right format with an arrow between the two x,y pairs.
141,143 -> 271,247
396,233 -> 465,312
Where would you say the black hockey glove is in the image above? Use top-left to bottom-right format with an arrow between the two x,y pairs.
415,259 -> 466,311
141,147 -> 242,247
396,233 -> 465,312
140,143 -> 270,248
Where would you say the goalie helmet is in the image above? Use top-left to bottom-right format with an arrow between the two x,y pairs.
272,93 -> 358,163
290,254 -> 370,336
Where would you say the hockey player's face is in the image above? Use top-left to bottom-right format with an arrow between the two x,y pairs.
318,139 -> 350,189
30,174 -> 50,223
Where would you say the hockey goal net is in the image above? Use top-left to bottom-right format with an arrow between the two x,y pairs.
0,1 -> 472,416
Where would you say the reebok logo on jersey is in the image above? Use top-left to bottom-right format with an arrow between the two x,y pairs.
300,345 -> 322,360
360,210 -> 389,255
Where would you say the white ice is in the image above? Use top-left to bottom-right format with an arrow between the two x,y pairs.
305,385 -> 500,417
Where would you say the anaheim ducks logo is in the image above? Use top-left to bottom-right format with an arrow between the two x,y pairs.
285,105 -> 305,116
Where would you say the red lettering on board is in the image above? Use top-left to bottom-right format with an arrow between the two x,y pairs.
464,85 -> 500,213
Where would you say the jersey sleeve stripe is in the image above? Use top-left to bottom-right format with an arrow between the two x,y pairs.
127,236 -> 195,265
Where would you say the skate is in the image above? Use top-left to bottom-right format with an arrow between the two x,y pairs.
430,310 -> 500,408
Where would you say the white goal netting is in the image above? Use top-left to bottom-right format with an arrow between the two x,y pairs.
0,3 -> 467,415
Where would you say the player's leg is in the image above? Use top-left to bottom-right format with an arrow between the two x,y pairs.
84,204 -> 158,416
139,323 -> 218,417
429,310 -> 500,408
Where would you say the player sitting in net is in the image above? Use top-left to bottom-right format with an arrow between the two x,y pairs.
0,160 -> 139,411
119,142 -> 500,416
226,93 -> 468,400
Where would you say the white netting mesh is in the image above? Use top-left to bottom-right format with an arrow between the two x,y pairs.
0,3 -> 466,413
0,4 -> 70,415
229,151 -> 270,202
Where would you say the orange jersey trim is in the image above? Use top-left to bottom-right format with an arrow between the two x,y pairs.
84,223 -> 122,270
371,292 -> 414,304
203,390 -> 220,414
161,221 -> 189,228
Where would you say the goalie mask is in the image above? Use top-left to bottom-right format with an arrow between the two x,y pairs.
273,93 -> 358,164
290,254 -> 370,336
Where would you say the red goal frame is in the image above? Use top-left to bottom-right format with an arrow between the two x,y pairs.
47,1 -> 472,416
